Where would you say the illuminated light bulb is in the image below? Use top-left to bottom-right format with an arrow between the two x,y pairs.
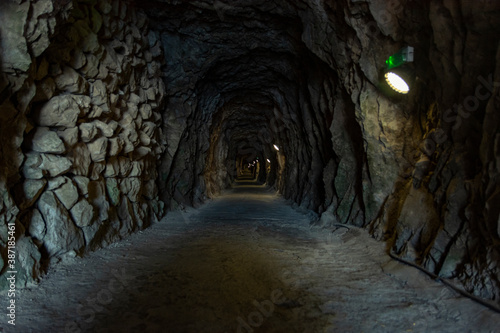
273,144 -> 280,151
384,72 -> 410,94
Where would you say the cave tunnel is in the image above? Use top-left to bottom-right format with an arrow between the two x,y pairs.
1,0 -> 500,331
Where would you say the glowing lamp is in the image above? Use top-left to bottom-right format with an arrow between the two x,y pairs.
383,46 -> 414,94
273,144 -> 280,151
384,71 -> 410,94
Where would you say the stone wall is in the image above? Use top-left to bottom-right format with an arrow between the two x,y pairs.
1,0 -> 499,305
0,0 -> 165,288
308,0 -> 500,303
145,0 -> 500,304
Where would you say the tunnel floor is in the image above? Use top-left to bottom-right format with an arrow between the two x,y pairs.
9,184 -> 500,332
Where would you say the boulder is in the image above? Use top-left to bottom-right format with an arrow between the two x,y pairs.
22,153 -> 44,179
47,176 -> 66,191
108,137 -> 124,156
90,161 -> 106,180
70,199 -> 95,227
80,122 -> 98,143
30,127 -> 66,154
94,120 -> 117,137
134,146 -> 151,158
35,95 -> 81,128
40,153 -> 72,177
118,156 -> 132,176
139,132 -> 151,146
54,177 -> 79,210
120,130 -> 137,154
120,177 -> 142,202
90,80 -> 108,106
73,176 -> 90,196
139,104 -> 153,119
104,157 -> 120,178
25,0 -> 54,57
0,1 -> 31,73
87,137 -> 108,162
88,105 -> 104,118
57,127 -> 79,148
129,160 -> 144,177
37,191 -> 85,257
54,66 -> 88,93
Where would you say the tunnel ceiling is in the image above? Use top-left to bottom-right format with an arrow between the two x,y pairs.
144,0 -> 342,210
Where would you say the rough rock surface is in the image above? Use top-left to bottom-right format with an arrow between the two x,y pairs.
4,186 -> 500,332
0,0 -> 164,288
0,0 -> 499,310
146,0 -> 500,305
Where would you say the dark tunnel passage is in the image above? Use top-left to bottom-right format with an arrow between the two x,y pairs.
1,0 -> 500,331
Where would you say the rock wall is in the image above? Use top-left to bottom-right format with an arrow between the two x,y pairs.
303,0 -> 500,303
0,0 -> 165,288
152,2 -> 337,213
145,0 -> 500,304
1,0 -> 499,305
297,0 -> 500,304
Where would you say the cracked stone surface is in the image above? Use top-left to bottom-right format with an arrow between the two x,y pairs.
5,185 -> 499,332
1,0 -> 500,315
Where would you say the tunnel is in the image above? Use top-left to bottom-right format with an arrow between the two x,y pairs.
0,0 -> 500,331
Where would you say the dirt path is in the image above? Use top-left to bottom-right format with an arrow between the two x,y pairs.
2,184 -> 499,332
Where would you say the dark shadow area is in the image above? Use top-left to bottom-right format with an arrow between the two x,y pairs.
68,219 -> 323,333
85,239 -> 313,332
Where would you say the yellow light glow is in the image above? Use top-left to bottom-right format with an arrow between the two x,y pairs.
384,72 -> 410,94
273,144 -> 280,151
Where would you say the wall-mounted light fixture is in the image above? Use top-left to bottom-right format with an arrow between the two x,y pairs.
273,144 -> 280,151
383,46 -> 414,94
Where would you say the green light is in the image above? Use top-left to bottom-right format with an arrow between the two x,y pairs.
385,53 -> 405,69
385,46 -> 414,69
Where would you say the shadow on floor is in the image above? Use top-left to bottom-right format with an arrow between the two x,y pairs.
80,234 -> 319,333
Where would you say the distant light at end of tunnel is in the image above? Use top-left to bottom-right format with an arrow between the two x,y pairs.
273,144 -> 280,151
384,72 -> 410,94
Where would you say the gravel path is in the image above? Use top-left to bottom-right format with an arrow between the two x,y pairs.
2,184 -> 499,332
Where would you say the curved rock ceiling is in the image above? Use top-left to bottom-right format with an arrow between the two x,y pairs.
150,0 -> 341,211
0,0 -> 499,306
